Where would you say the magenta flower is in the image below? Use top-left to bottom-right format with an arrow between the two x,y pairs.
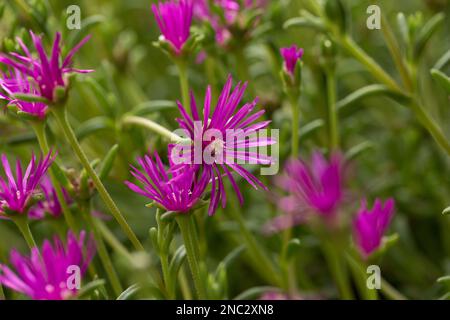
279,152 -> 343,217
171,75 -> 274,215
152,0 -> 194,55
0,31 -> 92,103
353,198 -> 395,258
0,153 -> 55,215
125,150 -> 210,213
0,231 -> 95,300
28,175 -> 71,219
0,68 -> 47,119
280,45 -> 304,76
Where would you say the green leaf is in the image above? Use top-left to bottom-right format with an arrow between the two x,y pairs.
414,13 -> 445,59
216,245 -> 246,277
129,100 -> 177,117
76,279 -> 106,299
396,13 -> 410,46
99,144 -> 119,180
437,275 -> 450,283
430,69 -> 450,94
286,238 -> 301,260
442,206 -> 450,215
75,116 -> 115,141
434,50 -> 450,70
345,141 -> 374,161
12,93 -> 49,104
283,17 -> 325,32
233,286 -> 279,300
299,119 -> 324,139
169,245 -> 187,280
68,15 -> 105,48
117,284 -> 141,300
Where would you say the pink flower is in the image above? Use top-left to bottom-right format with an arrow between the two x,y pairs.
0,231 -> 95,300
0,31 -> 92,103
152,0 -> 194,55
353,198 -> 395,258
0,153 -> 55,215
280,45 -> 304,76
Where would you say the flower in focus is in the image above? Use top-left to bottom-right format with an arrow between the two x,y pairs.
171,75 -> 275,215
0,231 -> 95,300
125,150 -> 210,213
28,175 -> 71,219
280,45 -> 304,77
0,68 -> 47,119
152,0 -> 194,55
0,152 -> 55,215
0,31 -> 92,103
353,198 -> 395,258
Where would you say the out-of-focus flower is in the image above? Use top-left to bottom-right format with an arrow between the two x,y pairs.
0,68 -> 47,119
125,150 -> 210,213
260,290 -> 304,300
280,45 -> 304,76
0,231 -> 95,300
28,175 -> 70,219
265,152 -> 343,233
152,0 -> 194,55
0,31 -> 92,103
171,75 -> 275,215
0,153 -> 55,215
353,198 -> 395,258
193,0 -> 266,46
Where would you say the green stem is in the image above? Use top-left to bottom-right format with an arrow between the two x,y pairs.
31,121 -> 78,232
175,214 -> 206,299
288,93 -> 300,157
340,35 -> 402,93
0,282 -> 5,300
11,215 -> 38,250
160,252 -> 173,299
346,253 -> 378,300
175,60 -> 190,110
381,277 -> 407,300
227,200 -> 281,286
51,107 -> 144,252
122,115 -> 186,143
82,206 -> 123,297
410,102 -> 450,156
321,238 -> 354,299
326,69 -> 339,150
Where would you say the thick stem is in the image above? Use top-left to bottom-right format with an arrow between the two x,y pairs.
160,253 -> 173,299
0,283 -> 4,300
175,60 -> 190,110
82,206 -> 123,297
326,69 -> 339,150
175,214 -> 206,299
321,238 -> 354,299
122,115 -> 186,143
11,215 -> 38,250
288,93 -> 300,158
51,108 -> 144,252
31,121 -> 78,232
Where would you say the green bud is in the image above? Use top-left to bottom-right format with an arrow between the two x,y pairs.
149,227 -> 159,252
325,0 -> 348,33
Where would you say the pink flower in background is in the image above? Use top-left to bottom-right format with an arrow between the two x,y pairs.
152,0 -> 194,55
28,175 -> 71,219
125,150 -> 210,213
0,231 -> 95,300
0,31 -> 92,103
0,68 -> 47,119
171,75 -> 275,215
280,45 -> 304,76
353,198 -> 395,258
0,153 -> 55,215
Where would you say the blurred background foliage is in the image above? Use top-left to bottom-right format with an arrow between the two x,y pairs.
0,0 -> 449,299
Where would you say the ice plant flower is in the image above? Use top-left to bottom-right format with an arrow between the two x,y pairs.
278,152 -> 343,219
0,68 -> 47,119
170,75 -> 275,215
152,0 -> 194,55
280,45 -> 304,77
125,150 -> 210,213
0,231 -> 95,300
28,175 -> 70,219
353,198 -> 395,258
0,31 -> 92,103
0,152 -> 55,215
